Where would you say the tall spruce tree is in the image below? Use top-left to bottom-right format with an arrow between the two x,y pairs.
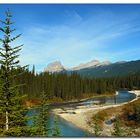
52,116 -> 61,137
32,91 -> 49,136
0,9 -> 28,136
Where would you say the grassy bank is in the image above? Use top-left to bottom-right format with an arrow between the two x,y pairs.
90,97 -> 140,136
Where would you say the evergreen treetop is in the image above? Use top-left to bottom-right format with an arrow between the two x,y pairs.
0,9 -> 28,136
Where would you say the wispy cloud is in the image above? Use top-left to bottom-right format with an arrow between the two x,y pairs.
17,9 -> 140,72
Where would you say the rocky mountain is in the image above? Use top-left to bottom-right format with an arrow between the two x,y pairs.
44,59 -> 140,78
74,60 -> 140,77
71,60 -> 99,71
44,61 -> 65,73
95,61 -> 112,67
71,60 -> 111,71
44,59 -> 111,73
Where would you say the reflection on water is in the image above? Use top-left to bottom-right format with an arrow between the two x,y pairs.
83,91 -> 136,106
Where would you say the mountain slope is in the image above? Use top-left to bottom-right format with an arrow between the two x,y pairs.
74,60 -> 140,77
71,60 -> 100,71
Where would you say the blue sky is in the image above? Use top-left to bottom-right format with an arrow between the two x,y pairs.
0,4 -> 140,72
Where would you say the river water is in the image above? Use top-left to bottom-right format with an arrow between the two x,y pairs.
28,90 -> 136,137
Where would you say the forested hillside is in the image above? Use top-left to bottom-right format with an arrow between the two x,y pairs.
12,68 -> 140,101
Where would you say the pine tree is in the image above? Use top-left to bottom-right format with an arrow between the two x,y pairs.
32,91 -> 49,136
32,65 -> 35,75
52,116 -> 61,137
0,9 -> 28,136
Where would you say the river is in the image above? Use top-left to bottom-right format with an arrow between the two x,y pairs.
28,90 -> 136,137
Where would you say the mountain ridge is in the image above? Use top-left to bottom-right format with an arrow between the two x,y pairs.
44,59 -> 112,73
44,59 -> 140,78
